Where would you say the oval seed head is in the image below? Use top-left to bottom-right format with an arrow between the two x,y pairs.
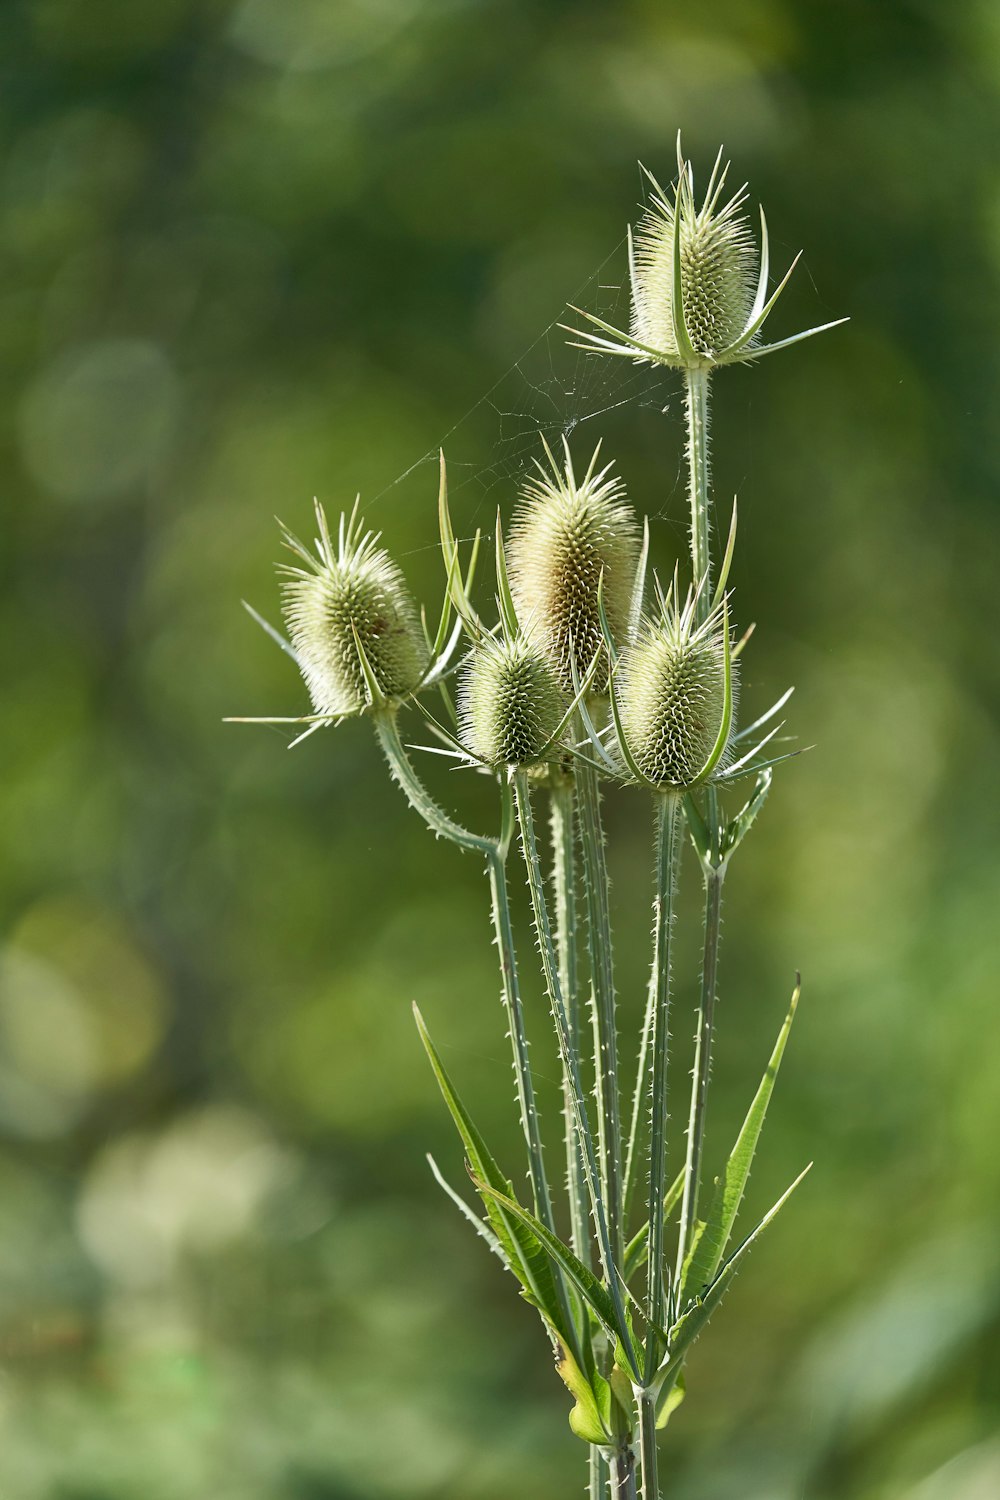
631,153 -> 757,367
619,608 -> 736,787
508,441 -> 640,693
280,502 -> 426,718
459,635 -> 566,770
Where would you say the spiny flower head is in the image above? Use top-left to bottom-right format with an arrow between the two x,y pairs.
507,439 -> 640,693
459,634 -> 566,770
617,589 -> 736,788
631,154 -> 756,363
280,500 -> 426,719
565,138 -> 846,372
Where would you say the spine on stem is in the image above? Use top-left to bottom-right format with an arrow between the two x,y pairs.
549,777 -> 590,1267
576,752 -> 625,1263
373,713 -> 558,1238
513,770 -> 632,1347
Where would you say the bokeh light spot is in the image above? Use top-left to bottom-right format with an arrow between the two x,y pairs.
19,338 -> 180,504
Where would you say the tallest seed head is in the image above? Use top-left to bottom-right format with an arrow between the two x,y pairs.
630,152 -> 757,366
566,139 -> 847,370
508,440 -> 640,693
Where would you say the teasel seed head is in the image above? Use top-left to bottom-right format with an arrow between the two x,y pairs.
508,439 -> 640,693
565,138 -> 847,371
459,634 -> 566,770
630,154 -> 756,365
618,598 -> 737,788
280,500 -> 426,718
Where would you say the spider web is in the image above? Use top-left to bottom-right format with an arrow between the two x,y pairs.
368,249 -> 682,553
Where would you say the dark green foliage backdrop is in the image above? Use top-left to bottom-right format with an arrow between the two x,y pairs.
1,1 -> 998,1496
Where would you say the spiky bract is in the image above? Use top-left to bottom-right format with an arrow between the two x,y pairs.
460,635 -> 566,769
619,604 -> 735,787
631,159 -> 756,365
508,442 -> 640,693
281,502 -> 426,718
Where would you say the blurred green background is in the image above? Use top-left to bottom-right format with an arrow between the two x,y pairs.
2,0 -> 999,1496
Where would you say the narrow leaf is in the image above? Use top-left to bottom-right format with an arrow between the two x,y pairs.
660,1165 -> 811,1389
656,1370 -> 686,1430
426,1154 -> 509,1267
721,769 -> 772,860
414,1007 -> 571,1342
622,1167 -> 685,1283
680,980 -> 801,1303
474,1178 -> 641,1379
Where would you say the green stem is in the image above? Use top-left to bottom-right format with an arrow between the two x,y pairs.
684,367 -> 712,619
550,777 -> 590,1268
611,1446 -> 637,1500
677,365 -> 730,1294
513,771 -> 634,1370
674,861 -> 726,1288
637,1390 -> 660,1500
551,778 -> 604,1500
623,969 -> 656,1221
576,750 -> 624,1263
644,794 -> 683,1379
374,713 -> 555,1236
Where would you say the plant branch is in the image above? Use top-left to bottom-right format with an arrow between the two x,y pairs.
637,1389 -> 660,1500
576,749 -> 625,1263
550,776 -> 590,1267
374,713 -> 557,1239
514,771 -> 635,1373
675,863 -> 726,1287
644,793 -> 683,1382
684,368 -> 712,619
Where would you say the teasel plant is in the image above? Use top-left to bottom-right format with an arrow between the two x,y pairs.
230,140 -> 844,1499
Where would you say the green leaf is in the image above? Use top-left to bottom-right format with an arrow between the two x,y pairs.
426,1154 -> 509,1269
721,768 -> 772,860
622,1168 -> 685,1284
682,793 -> 712,864
680,979 -> 801,1304
656,1370 -> 686,1430
658,1165 -> 811,1393
560,1355 -> 613,1445
474,1177 -> 641,1380
414,1007 -> 571,1345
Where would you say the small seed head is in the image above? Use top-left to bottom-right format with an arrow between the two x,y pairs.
631,160 -> 757,366
459,635 -> 566,770
508,442 -> 640,693
280,503 -> 426,718
619,610 -> 735,787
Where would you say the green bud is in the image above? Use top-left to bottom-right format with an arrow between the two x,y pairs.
280,502 -> 426,718
459,635 -> 566,770
619,611 -> 735,787
508,441 -> 640,692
